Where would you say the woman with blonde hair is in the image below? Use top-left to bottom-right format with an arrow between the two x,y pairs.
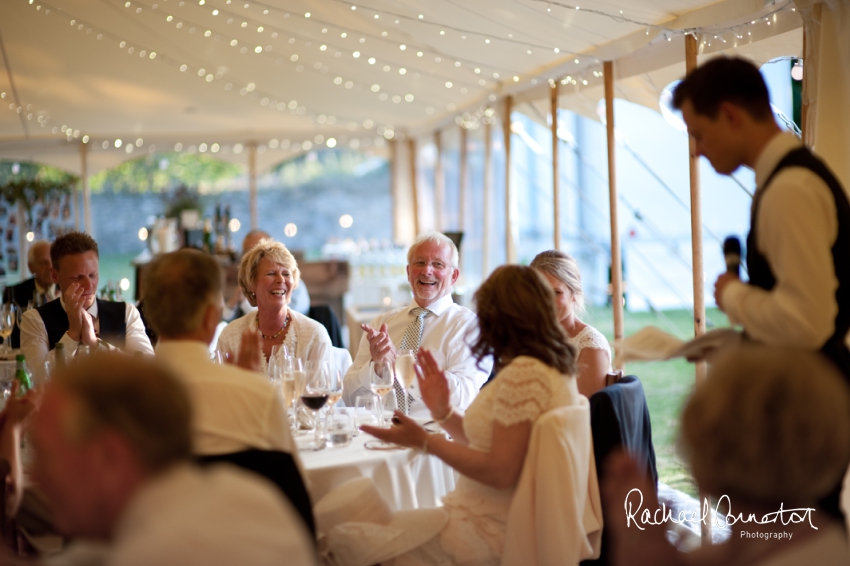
531,250 -> 610,397
217,238 -> 331,371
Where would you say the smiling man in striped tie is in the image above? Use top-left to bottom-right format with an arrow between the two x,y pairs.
343,232 -> 492,418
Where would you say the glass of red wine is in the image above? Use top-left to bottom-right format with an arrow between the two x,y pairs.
301,361 -> 330,450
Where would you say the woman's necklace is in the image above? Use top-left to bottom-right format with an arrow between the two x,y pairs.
256,313 -> 290,340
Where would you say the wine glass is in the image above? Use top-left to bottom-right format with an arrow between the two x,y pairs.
370,360 -> 394,426
301,361 -> 330,450
281,356 -> 303,432
326,366 -> 343,422
395,349 -> 416,415
0,304 -> 16,355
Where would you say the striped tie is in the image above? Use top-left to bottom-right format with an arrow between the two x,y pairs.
394,307 -> 429,414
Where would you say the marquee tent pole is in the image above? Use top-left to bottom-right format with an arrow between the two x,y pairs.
390,139 -> 400,242
551,81 -> 561,250
604,61 -> 624,352
459,125 -> 468,272
685,33 -> 711,545
483,120 -> 492,276
408,138 -> 420,237
434,131 -> 444,232
248,143 -> 258,231
504,96 -> 516,263
81,141 -> 91,235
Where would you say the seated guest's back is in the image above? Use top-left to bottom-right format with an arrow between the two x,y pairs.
603,344 -> 850,566
143,250 -> 295,456
531,250 -> 610,397
29,352 -> 317,566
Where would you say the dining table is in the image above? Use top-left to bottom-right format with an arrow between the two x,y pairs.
297,413 -> 457,511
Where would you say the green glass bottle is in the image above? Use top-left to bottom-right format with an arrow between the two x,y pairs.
14,354 -> 32,394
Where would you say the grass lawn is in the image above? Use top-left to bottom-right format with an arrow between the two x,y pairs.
583,305 -> 730,498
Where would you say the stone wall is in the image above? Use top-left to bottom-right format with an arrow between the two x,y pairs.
90,164 -> 391,255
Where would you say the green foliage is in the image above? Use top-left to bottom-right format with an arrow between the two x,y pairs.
162,184 -> 202,218
0,161 -> 77,224
270,149 -> 387,188
89,153 -> 241,194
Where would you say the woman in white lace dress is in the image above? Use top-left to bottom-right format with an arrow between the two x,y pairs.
216,239 -> 331,372
360,265 -> 585,566
531,250 -> 611,397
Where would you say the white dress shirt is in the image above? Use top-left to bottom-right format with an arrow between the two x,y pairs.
155,340 -> 297,457
343,294 -> 491,418
721,132 -> 847,350
108,464 -> 317,566
20,298 -> 154,383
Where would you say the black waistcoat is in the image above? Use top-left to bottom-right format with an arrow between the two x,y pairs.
747,146 -> 850,377
36,298 -> 127,350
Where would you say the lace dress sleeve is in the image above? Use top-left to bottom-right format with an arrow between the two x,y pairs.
491,357 -> 556,427
572,326 -> 611,361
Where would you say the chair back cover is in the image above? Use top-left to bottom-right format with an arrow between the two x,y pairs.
502,400 -> 603,566
581,374 -> 658,566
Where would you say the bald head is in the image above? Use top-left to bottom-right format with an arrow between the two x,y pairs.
242,230 -> 271,255
28,240 -> 53,289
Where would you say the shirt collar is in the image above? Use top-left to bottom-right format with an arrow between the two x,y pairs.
155,340 -> 211,362
59,296 -> 99,318
34,281 -> 55,296
407,293 -> 453,317
753,131 -> 802,192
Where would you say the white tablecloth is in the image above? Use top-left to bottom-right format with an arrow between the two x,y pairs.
299,432 -> 457,511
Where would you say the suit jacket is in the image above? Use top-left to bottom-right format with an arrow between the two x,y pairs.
4,278 -> 37,349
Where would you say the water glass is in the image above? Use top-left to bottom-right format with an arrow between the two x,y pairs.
326,411 -> 354,448
354,395 -> 378,430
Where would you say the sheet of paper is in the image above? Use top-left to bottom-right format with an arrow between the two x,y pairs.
614,326 -> 741,366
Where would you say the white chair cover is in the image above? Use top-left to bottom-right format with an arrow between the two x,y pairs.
501,399 -> 603,566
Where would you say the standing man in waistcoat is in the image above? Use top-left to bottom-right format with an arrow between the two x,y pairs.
20,232 -> 154,381
673,56 -> 850,523
673,56 -> 850,377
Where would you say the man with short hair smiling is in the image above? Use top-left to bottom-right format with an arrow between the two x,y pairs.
343,232 -> 491,418
20,232 -> 153,379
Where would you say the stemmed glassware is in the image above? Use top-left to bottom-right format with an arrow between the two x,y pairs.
326,367 -> 343,422
281,356 -> 303,433
370,360 -> 394,426
0,304 -> 17,356
301,360 -> 330,450
394,349 -> 416,416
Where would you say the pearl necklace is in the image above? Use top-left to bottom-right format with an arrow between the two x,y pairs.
256,314 -> 290,340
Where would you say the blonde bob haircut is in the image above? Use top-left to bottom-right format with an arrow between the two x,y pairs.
530,250 -> 585,315
238,238 -> 301,308
678,343 -> 850,507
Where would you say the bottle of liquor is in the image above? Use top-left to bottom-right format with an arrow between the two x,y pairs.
223,204 -> 235,256
14,354 -> 32,394
214,204 -> 225,254
203,218 -> 213,254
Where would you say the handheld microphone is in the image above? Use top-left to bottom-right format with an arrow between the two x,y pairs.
723,236 -> 742,277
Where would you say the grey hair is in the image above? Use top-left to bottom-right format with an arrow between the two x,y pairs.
530,250 -> 585,315
407,232 -> 459,268
27,240 -> 51,265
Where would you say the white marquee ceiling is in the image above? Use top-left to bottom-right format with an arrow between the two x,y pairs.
0,0 -> 802,175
